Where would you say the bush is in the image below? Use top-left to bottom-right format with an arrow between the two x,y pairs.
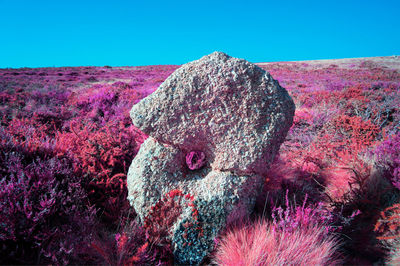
270,190 -> 334,234
84,220 -> 173,265
374,133 -> 400,190
56,119 -> 146,225
0,127 -> 96,265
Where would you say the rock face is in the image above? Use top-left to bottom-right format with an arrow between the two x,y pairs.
127,52 -> 295,264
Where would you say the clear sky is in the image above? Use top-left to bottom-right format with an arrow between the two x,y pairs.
0,0 -> 399,68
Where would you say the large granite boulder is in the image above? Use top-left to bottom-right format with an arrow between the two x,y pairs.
127,52 -> 295,264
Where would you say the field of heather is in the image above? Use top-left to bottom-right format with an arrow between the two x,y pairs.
1,56 -> 400,265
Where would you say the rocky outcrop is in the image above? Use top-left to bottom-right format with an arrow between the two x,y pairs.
127,52 -> 295,264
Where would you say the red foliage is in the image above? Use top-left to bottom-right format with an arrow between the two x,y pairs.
293,114 -> 378,177
374,204 -> 400,241
341,84 -> 370,103
333,114 -> 379,149
144,190 -> 199,246
56,119 -> 146,224
87,221 -> 173,266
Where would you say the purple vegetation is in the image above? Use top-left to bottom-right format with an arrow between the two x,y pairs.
374,133 -> 400,190
0,127 -> 96,265
0,58 -> 399,264
185,150 -> 206,170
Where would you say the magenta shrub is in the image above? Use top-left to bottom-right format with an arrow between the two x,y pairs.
270,190 -> 334,234
0,127 -> 96,265
374,133 -> 400,190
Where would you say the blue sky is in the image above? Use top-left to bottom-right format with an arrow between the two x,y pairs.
0,0 -> 399,68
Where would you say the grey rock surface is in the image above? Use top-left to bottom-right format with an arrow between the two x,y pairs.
127,52 -> 295,264
130,51 -> 295,176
